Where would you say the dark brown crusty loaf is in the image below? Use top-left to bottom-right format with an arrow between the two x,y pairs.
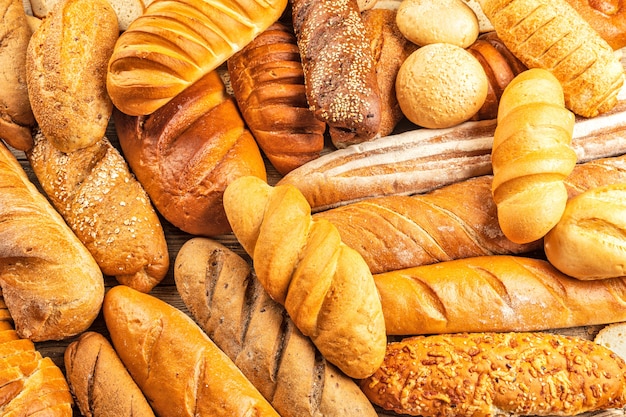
291,0 -> 382,148
27,129 -> 169,293
360,332 -> 626,417
227,21 -> 326,175
114,70 -> 267,237
174,237 -> 378,417
64,331 -> 155,417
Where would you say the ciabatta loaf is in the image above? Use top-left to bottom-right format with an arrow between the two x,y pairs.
223,176 -> 386,379
0,143 -> 103,342
174,238 -> 379,417
103,285 -> 280,417
361,332 -> 626,417
107,0 -> 288,116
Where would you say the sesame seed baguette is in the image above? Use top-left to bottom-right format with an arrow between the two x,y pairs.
26,129 -> 170,293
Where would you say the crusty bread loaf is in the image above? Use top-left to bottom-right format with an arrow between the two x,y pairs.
64,331 -> 155,417
0,0 -> 35,152
563,0 -> 626,49
103,285 -> 280,417
545,183 -> 626,280
26,0 -> 145,30
223,176 -> 386,379
360,332 -> 626,417
373,255 -> 626,335
291,0 -> 382,148
26,129 -> 169,293
480,0 -> 625,117
26,0 -> 118,153
491,68 -> 577,244
106,0 -> 287,116
0,142 -> 103,342
227,22 -> 326,175
174,237 -> 379,417
114,70 -> 267,237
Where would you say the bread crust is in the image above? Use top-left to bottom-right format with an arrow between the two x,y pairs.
563,0 -> 626,49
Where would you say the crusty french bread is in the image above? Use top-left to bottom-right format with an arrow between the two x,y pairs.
114,70 -> 267,237
64,331 -> 155,417
373,255 -> 626,335
26,130 -> 169,293
0,142 -> 103,342
278,92 -> 626,211
223,176 -> 386,379
103,285 -> 280,417
106,0 -> 288,116
174,237 -> 379,417
26,0 -> 118,153
360,332 -> 626,417
291,0 -> 382,148
0,0 -> 35,152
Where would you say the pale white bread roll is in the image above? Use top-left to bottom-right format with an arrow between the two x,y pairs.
545,183 -> 626,280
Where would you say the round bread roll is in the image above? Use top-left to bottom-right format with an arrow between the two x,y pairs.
396,43 -> 489,129
396,0 -> 479,47
544,183 -> 626,280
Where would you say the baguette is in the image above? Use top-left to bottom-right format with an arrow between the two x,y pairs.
374,255 -> 626,335
223,176 -> 386,379
174,237 -> 379,417
64,331 -> 155,417
360,332 -> 626,417
103,285 -> 280,417
0,142 -> 103,342
27,129 -> 169,293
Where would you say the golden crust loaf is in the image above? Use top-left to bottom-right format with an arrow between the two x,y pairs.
563,0 -> 626,49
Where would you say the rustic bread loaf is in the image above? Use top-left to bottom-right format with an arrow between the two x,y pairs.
103,285 -> 281,417
106,0 -> 287,116
0,143 -> 103,342
26,129 -> 169,293
227,22 -> 326,175
0,0 -> 35,151
361,332 -> 626,417
223,176 -> 386,379
114,70 -> 267,237
174,237 -> 379,417
64,331 -> 155,417
26,0 -> 118,153
26,0 -> 145,30
563,0 -> 626,49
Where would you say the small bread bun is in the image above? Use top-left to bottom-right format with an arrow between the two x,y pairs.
396,0 -> 479,48
396,43 -> 488,129
544,183 -> 626,280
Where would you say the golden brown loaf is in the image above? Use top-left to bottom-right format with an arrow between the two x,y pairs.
103,285 -> 281,417
174,237 -> 379,417
360,332 -> 626,417
480,0 -> 625,118
373,255 -> 626,335
0,142 -> 103,342
491,68 -> 577,244
26,0 -> 118,153
223,176 -> 386,379
0,0 -> 35,152
106,0 -> 288,116
64,331 -> 155,417
545,183 -> 626,280
26,130 -> 169,293
563,0 -> 626,49
227,22 -> 326,175
114,70 -> 267,237
291,0 -> 382,148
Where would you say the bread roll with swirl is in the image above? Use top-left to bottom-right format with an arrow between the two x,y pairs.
223,176 -> 386,379
491,68 -> 577,244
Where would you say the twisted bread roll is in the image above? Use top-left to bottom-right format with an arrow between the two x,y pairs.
480,0 -> 625,117
227,22 -> 326,175
174,238 -> 379,417
0,143 -> 103,342
223,176 -> 386,379
491,68 -> 577,244
107,0 -> 288,116
361,332 -> 626,417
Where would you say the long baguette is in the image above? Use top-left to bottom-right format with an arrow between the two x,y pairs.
278,92 -> 626,211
